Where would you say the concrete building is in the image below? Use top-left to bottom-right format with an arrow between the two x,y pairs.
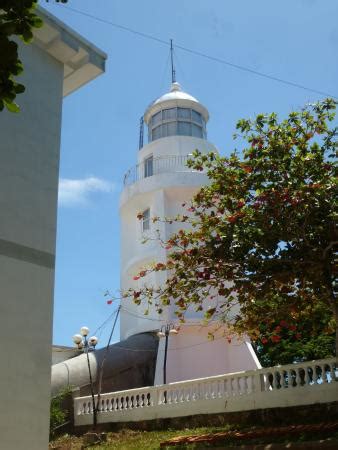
0,7 -> 106,450
120,81 -> 261,384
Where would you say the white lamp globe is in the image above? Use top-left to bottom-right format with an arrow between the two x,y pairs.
72,334 -> 82,345
157,331 -> 165,338
80,326 -> 89,337
89,336 -> 98,347
169,328 -> 178,335
77,341 -> 84,350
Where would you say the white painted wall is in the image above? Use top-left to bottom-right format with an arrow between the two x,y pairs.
0,42 -> 63,450
0,9 -> 106,449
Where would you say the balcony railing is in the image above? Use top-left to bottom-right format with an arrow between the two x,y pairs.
123,154 -> 197,186
74,358 -> 338,426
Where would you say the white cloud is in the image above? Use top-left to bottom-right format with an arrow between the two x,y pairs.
58,177 -> 115,206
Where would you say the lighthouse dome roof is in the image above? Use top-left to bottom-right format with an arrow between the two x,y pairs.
144,82 -> 209,124
153,82 -> 198,104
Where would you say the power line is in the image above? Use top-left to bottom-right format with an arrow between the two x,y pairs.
58,4 -> 337,99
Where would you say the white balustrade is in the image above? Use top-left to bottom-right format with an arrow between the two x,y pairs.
74,358 -> 338,426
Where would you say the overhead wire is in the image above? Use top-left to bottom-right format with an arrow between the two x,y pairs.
57,4 -> 337,99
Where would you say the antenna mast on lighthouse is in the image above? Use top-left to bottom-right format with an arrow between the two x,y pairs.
170,39 -> 176,83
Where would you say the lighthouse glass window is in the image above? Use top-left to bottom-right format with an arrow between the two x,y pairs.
142,208 -> 150,232
149,108 -> 205,141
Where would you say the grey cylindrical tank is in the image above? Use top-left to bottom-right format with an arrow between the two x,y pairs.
51,333 -> 158,397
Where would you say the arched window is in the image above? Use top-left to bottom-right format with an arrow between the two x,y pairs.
148,107 -> 206,142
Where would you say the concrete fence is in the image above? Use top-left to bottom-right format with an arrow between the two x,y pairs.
74,358 -> 338,426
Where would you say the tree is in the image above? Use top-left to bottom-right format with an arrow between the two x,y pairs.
0,0 -> 68,113
127,98 -> 338,358
253,297 -> 335,366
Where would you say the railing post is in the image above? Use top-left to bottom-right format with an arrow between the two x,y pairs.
253,371 -> 264,393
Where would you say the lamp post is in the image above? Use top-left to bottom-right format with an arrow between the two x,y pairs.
72,326 -> 98,428
157,323 -> 178,385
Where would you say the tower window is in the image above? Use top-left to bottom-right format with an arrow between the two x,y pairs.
192,110 -> 203,124
177,121 -> 191,136
152,111 -> 162,126
142,208 -> 150,232
163,108 -> 176,120
192,123 -> 203,138
177,107 -> 191,119
148,107 -> 206,142
144,155 -> 153,178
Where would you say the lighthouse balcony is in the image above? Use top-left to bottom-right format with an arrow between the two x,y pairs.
123,154 -> 199,186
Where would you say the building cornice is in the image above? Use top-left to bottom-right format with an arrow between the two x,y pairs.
34,6 -> 107,97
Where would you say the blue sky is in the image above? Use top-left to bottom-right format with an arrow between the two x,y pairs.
43,0 -> 338,347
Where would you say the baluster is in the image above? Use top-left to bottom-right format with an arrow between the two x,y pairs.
198,383 -> 204,400
329,362 -> 336,382
236,376 -> 242,395
192,384 -> 197,401
210,382 -> 215,399
245,376 -> 251,394
305,366 -> 311,385
218,379 -> 225,398
314,365 -> 319,384
295,369 -> 302,387
205,382 -> 211,400
223,379 -> 229,397
253,373 -> 262,392
322,365 -> 329,383
265,372 -> 272,391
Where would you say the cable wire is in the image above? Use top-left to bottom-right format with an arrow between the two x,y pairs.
57,4 -> 337,99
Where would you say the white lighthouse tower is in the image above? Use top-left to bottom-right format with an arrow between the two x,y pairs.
120,81 -> 260,385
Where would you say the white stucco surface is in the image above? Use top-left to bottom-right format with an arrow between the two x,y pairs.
0,10 -> 106,450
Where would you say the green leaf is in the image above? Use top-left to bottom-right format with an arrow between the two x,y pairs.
4,100 -> 20,113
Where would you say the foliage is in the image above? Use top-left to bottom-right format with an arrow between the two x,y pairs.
0,0 -> 67,113
126,98 -> 338,356
50,386 -> 72,439
254,299 -> 335,366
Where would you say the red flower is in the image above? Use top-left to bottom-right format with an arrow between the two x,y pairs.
133,276 -> 140,281
261,337 -> 268,345
271,335 -> 281,343
280,320 -> 288,328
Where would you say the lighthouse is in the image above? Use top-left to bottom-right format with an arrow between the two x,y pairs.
120,81 -> 261,384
